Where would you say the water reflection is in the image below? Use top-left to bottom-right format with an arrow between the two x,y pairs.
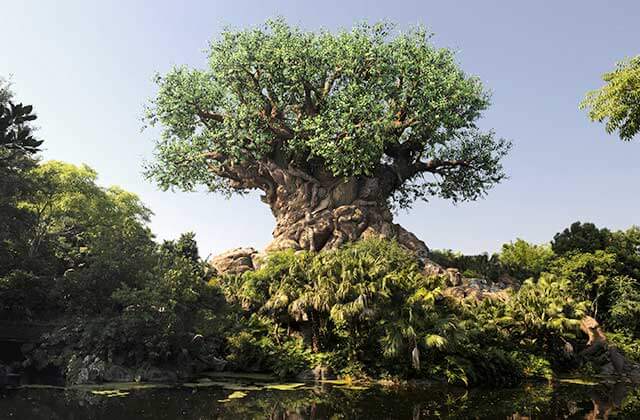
1,380 -> 639,419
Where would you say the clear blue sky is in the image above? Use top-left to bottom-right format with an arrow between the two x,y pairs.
2,1 -> 639,258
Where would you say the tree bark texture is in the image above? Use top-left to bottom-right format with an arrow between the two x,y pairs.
206,152 -> 430,259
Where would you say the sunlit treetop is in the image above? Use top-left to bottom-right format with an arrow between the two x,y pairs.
145,19 -> 510,208
581,56 -> 640,141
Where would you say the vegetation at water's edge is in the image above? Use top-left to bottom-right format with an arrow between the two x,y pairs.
2,28 -> 640,387
3,96 -> 640,386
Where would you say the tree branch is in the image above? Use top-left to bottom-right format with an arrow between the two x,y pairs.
412,159 -> 472,174
302,80 -> 318,116
322,67 -> 342,98
197,110 -> 224,123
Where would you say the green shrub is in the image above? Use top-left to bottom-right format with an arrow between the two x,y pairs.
225,315 -> 311,378
0,270 -> 52,319
551,221 -> 611,256
499,239 -> 555,280
429,249 -> 503,280
222,238 -> 591,385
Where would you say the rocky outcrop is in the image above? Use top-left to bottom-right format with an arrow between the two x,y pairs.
64,354 -> 181,385
580,316 -> 640,379
0,364 -> 10,387
441,276 -> 512,301
66,355 -> 107,385
295,365 -> 336,382
210,247 -> 261,275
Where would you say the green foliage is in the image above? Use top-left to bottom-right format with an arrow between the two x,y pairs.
551,221 -> 611,256
499,239 -> 555,280
505,275 -> 586,338
0,109 -> 231,373
607,332 -> 640,363
428,249 -> 503,280
159,232 -> 200,264
86,255 -> 226,367
0,77 -> 11,103
3,81 -> 640,388
443,275 -> 587,385
145,19 -> 509,207
581,55 -> 640,141
22,161 -> 153,268
607,275 -> 640,337
1,94 -> 42,155
223,239 -> 449,378
30,235 -> 230,372
0,83 -> 40,274
0,270 -> 51,319
548,231 -> 640,340
3,161 -> 159,315
225,315 -> 311,378
551,251 -> 617,315
607,227 -> 640,279
222,238 -> 593,386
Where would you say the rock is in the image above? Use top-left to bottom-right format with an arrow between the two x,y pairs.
205,357 -> 228,372
445,268 -> 462,286
265,237 -> 301,253
497,273 -> 519,288
315,365 -> 335,380
136,366 -> 177,383
600,362 -> 616,375
65,354 -> 106,385
251,252 -> 266,271
580,316 -> 607,356
422,260 -> 446,277
442,277 -> 510,302
103,365 -> 135,382
578,317 -> 640,378
295,369 -> 316,381
194,354 -> 228,372
609,347 -> 627,374
210,247 -> 258,275
0,364 -> 9,387
295,365 -> 336,382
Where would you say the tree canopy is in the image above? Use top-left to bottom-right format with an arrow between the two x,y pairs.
581,55 -> 640,141
145,20 -> 510,208
551,221 -> 611,256
1,79 -> 42,158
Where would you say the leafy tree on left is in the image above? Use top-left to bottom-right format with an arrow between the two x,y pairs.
0,79 -> 41,274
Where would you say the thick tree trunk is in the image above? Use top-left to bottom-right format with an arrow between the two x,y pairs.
261,172 -> 429,259
206,153 -> 430,259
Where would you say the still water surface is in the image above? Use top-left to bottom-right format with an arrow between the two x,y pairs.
1,379 -> 640,419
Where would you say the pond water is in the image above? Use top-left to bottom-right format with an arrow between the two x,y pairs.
1,378 -> 640,419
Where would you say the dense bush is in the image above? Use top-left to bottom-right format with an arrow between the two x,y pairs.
220,239 -> 593,385
0,270 -> 51,319
2,85 -> 639,385
428,249 -> 503,280
551,221 -> 611,256
222,239 -> 447,378
499,239 -> 554,280
77,254 -> 227,367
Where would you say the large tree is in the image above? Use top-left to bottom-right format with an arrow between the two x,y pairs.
145,20 -> 510,257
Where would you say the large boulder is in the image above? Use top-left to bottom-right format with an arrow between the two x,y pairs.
0,364 -> 9,387
103,364 -> 135,382
65,355 -> 106,385
210,247 -> 259,275
295,365 -> 336,382
136,366 -> 178,383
